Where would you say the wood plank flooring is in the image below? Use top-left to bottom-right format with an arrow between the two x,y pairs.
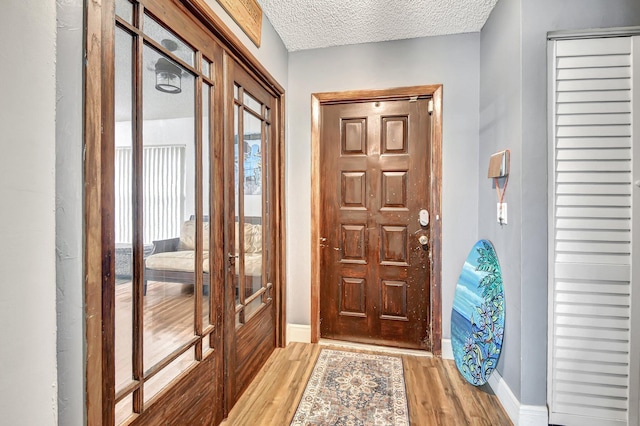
222,342 -> 513,426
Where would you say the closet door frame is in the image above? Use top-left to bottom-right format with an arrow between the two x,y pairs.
547,27 -> 640,426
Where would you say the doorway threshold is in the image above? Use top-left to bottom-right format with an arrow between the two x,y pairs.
318,338 -> 433,358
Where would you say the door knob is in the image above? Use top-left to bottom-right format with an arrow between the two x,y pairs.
418,235 -> 429,246
635,180 -> 640,188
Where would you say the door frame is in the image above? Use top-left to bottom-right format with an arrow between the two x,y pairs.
310,85 -> 443,355
84,0 -> 287,423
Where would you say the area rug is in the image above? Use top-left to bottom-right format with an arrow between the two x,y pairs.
290,349 -> 409,426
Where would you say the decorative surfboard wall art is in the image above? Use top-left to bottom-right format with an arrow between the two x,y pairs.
451,240 -> 505,386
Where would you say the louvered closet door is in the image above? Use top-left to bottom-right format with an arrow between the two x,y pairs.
549,35 -> 639,426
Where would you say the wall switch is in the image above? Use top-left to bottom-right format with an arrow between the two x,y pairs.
497,202 -> 507,225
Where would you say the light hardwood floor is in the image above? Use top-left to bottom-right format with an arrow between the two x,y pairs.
222,342 -> 513,426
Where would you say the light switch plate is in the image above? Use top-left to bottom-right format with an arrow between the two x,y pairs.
497,203 -> 507,225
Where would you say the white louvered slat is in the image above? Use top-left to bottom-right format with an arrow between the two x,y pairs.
553,404 -> 628,422
556,218 -> 631,230
556,172 -> 631,183
557,78 -> 631,92
557,54 -> 631,69
555,359 -> 630,376
557,37 -> 632,56
557,125 -> 630,138
557,67 -> 631,80
557,149 -> 632,161
555,195 -> 630,207
556,206 -> 631,218
556,161 -> 631,172
556,184 -> 631,195
550,35 -> 635,426
556,137 -> 631,149
555,382 -> 629,399
557,113 -> 631,126
555,280 -> 630,293
557,90 -> 631,103
557,102 -> 631,115
555,292 -> 630,305
556,315 -> 629,330
555,392 -> 628,410
555,370 -> 630,387
555,305 -> 630,319
555,253 -> 632,264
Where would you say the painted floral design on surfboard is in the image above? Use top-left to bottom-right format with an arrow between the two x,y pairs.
451,240 -> 505,386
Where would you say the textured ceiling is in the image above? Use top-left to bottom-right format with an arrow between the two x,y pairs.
259,0 -> 499,52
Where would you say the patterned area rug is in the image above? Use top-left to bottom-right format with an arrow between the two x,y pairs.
290,349 -> 409,426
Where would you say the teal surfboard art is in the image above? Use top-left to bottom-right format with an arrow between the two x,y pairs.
451,240 -> 504,386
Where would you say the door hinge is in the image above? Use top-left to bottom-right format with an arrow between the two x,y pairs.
427,99 -> 434,115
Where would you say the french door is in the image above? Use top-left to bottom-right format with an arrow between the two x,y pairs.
112,1 -> 225,423
225,59 -> 278,407
85,0 -> 285,424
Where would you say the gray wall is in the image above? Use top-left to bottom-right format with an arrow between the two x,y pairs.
287,34 -> 481,338
479,0 -> 523,400
53,1 -> 288,425
480,0 -> 640,407
0,0 -> 58,424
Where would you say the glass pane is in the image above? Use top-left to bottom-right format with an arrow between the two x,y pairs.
245,296 -> 263,319
144,349 -> 196,404
115,394 -> 133,426
202,82 -> 211,328
143,14 -> 195,67
243,91 -> 262,114
234,84 -> 239,101
243,111 -> 263,298
142,44 -> 195,371
114,26 -> 134,394
234,104 -> 240,306
201,58 -> 210,79
115,0 -> 133,24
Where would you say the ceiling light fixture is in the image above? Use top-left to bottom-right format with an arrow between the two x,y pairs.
155,39 -> 181,94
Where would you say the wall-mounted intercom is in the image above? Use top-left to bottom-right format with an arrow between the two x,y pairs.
488,150 -> 510,178
488,150 -> 511,225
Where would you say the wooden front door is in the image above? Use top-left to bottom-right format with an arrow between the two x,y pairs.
320,98 -> 432,349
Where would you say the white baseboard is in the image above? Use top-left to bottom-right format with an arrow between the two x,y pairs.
441,338 -> 454,360
286,323 -> 311,344
443,339 -> 547,425
487,369 -> 548,426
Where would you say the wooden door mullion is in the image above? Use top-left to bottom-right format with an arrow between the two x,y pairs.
132,1 -> 145,413
194,50 -> 204,361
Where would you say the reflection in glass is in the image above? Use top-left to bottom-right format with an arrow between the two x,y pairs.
115,394 -> 133,426
143,14 -> 195,66
243,91 -> 262,115
114,26 -> 133,395
115,0 -> 133,24
144,349 -> 196,404
142,45 -> 195,385
243,111 -> 263,299
202,82 -> 211,329
201,58 -> 210,79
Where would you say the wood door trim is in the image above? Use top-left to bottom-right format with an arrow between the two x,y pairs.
311,85 -> 443,355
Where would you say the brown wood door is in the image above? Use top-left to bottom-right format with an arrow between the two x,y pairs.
225,58 -> 277,410
320,98 -> 432,349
